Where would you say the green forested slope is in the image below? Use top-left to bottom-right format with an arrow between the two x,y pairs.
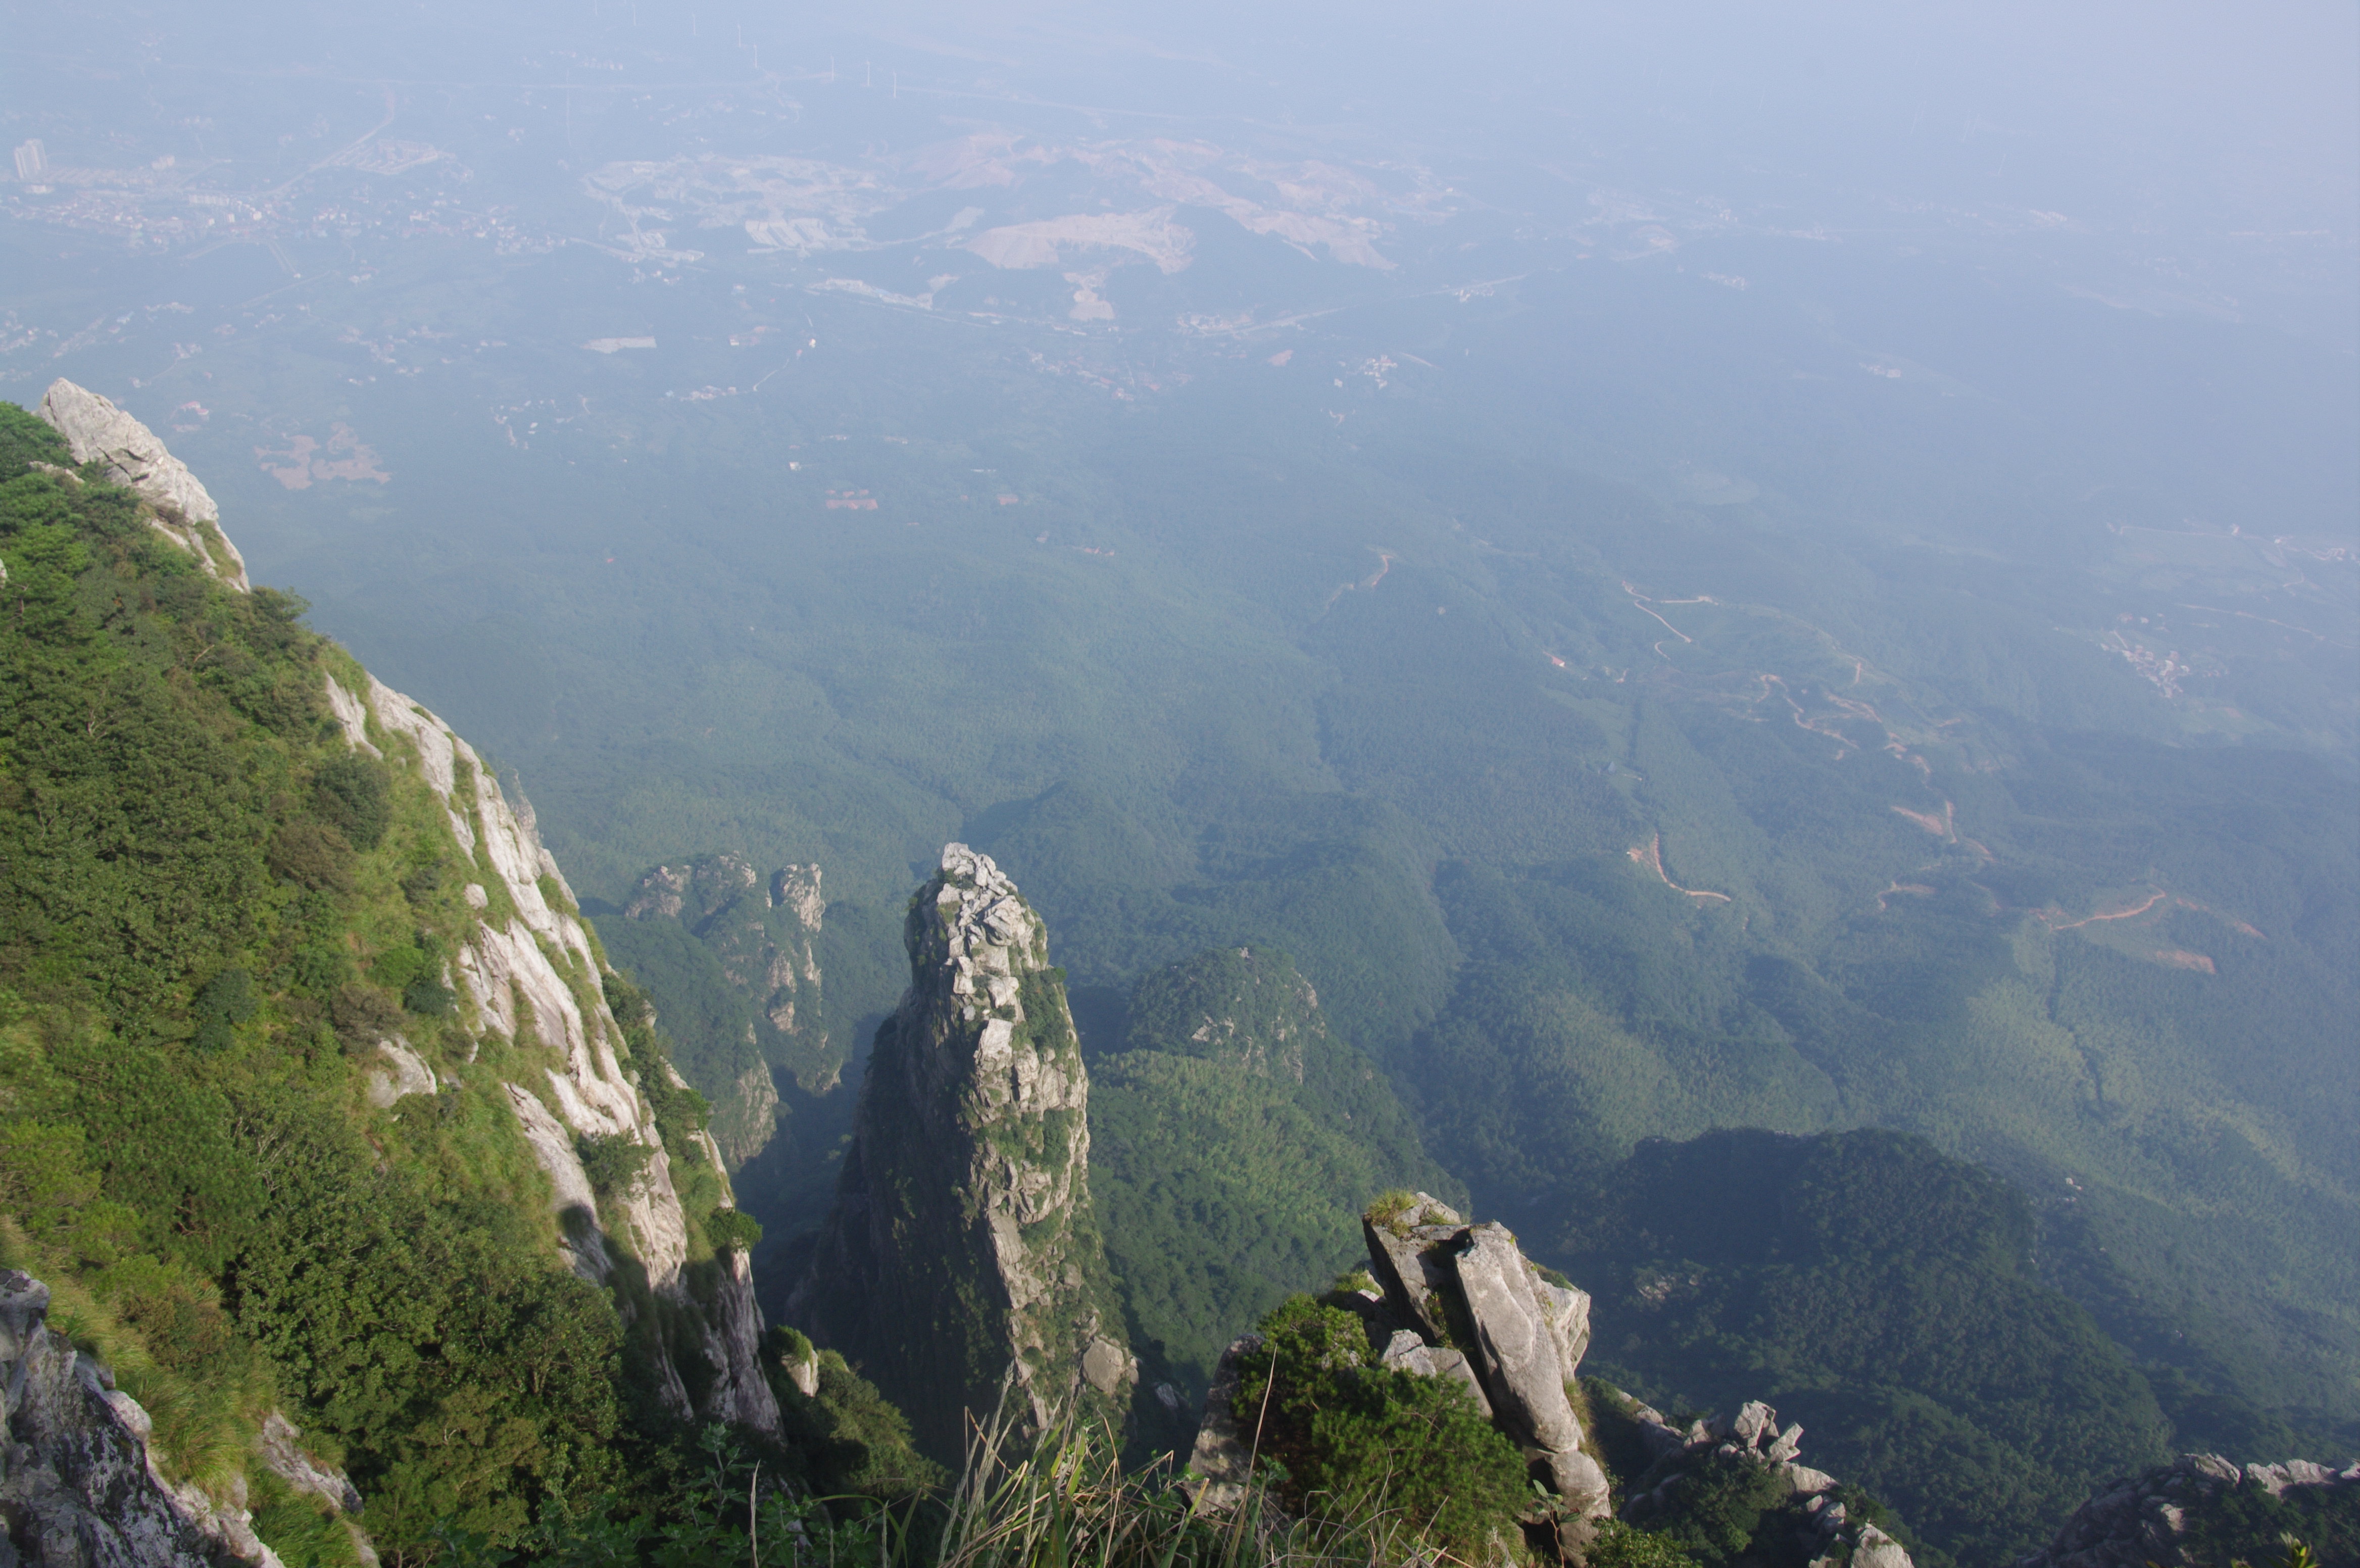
0,402 -> 633,1551
1085,947 -> 1453,1417
1559,1129 -> 2173,1568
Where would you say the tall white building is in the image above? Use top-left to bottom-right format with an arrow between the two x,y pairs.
13,140 -> 47,181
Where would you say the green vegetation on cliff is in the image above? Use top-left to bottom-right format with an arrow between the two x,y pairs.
0,401 -> 929,1560
0,402 -> 629,1554
1234,1292 -> 1530,1558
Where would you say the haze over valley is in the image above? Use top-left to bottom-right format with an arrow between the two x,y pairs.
2,3 -> 2354,1564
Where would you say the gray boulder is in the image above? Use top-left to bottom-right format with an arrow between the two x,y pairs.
1451,1223 -> 1609,1516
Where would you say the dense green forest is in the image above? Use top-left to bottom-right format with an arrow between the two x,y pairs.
1084,946 -> 1451,1427
1557,1129 -> 2174,1566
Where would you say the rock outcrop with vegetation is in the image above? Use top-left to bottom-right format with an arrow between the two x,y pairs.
600,854 -> 832,1169
793,844 -> 1133,1459
0,390 -> 788,1562
2012,1454 -> 2359,1568
0,1269 -> 240,1567
1593,1389 -> 1918,1568
35,377 -> 248,590
1189,1192 -> 1610,1553
1187,1194 -> 1941,1567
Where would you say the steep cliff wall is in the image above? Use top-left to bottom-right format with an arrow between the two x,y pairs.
4,384 -> 782,1556
793,844 -> 1133,1458
327,671 -> 778,1436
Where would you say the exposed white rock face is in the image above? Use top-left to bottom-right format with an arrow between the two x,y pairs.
35,378 -> 250,590
365,1037 -> 439,1108
794,843 -> 1132,1457
352,673 -> 693,1293
340,680 -> 795,1436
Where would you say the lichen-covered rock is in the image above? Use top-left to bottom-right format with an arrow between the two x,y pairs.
1184,1334 -> 1263,1513
36,378 -> 249,590
0,1269 -> 251,1566
792,844 -> 1131,1458
2013,1453 -> 2360,1568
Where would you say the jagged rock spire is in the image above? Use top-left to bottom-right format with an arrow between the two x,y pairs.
792,843 -> 1133,1458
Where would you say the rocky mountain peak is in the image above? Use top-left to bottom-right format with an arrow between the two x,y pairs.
35,378 -> 250,591
792,842 -> 1132,1458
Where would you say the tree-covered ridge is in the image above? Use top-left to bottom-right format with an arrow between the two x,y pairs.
1087,946 -> 1455,1423
1557,1128 -> 2177,1567
0,400 -> 928,1561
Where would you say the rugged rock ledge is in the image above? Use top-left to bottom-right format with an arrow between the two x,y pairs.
792,844 -> 1132,1458
36,378 -> 250,591
1190,1193 -> 1610,1517
2013,1453 -> 2360,1568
